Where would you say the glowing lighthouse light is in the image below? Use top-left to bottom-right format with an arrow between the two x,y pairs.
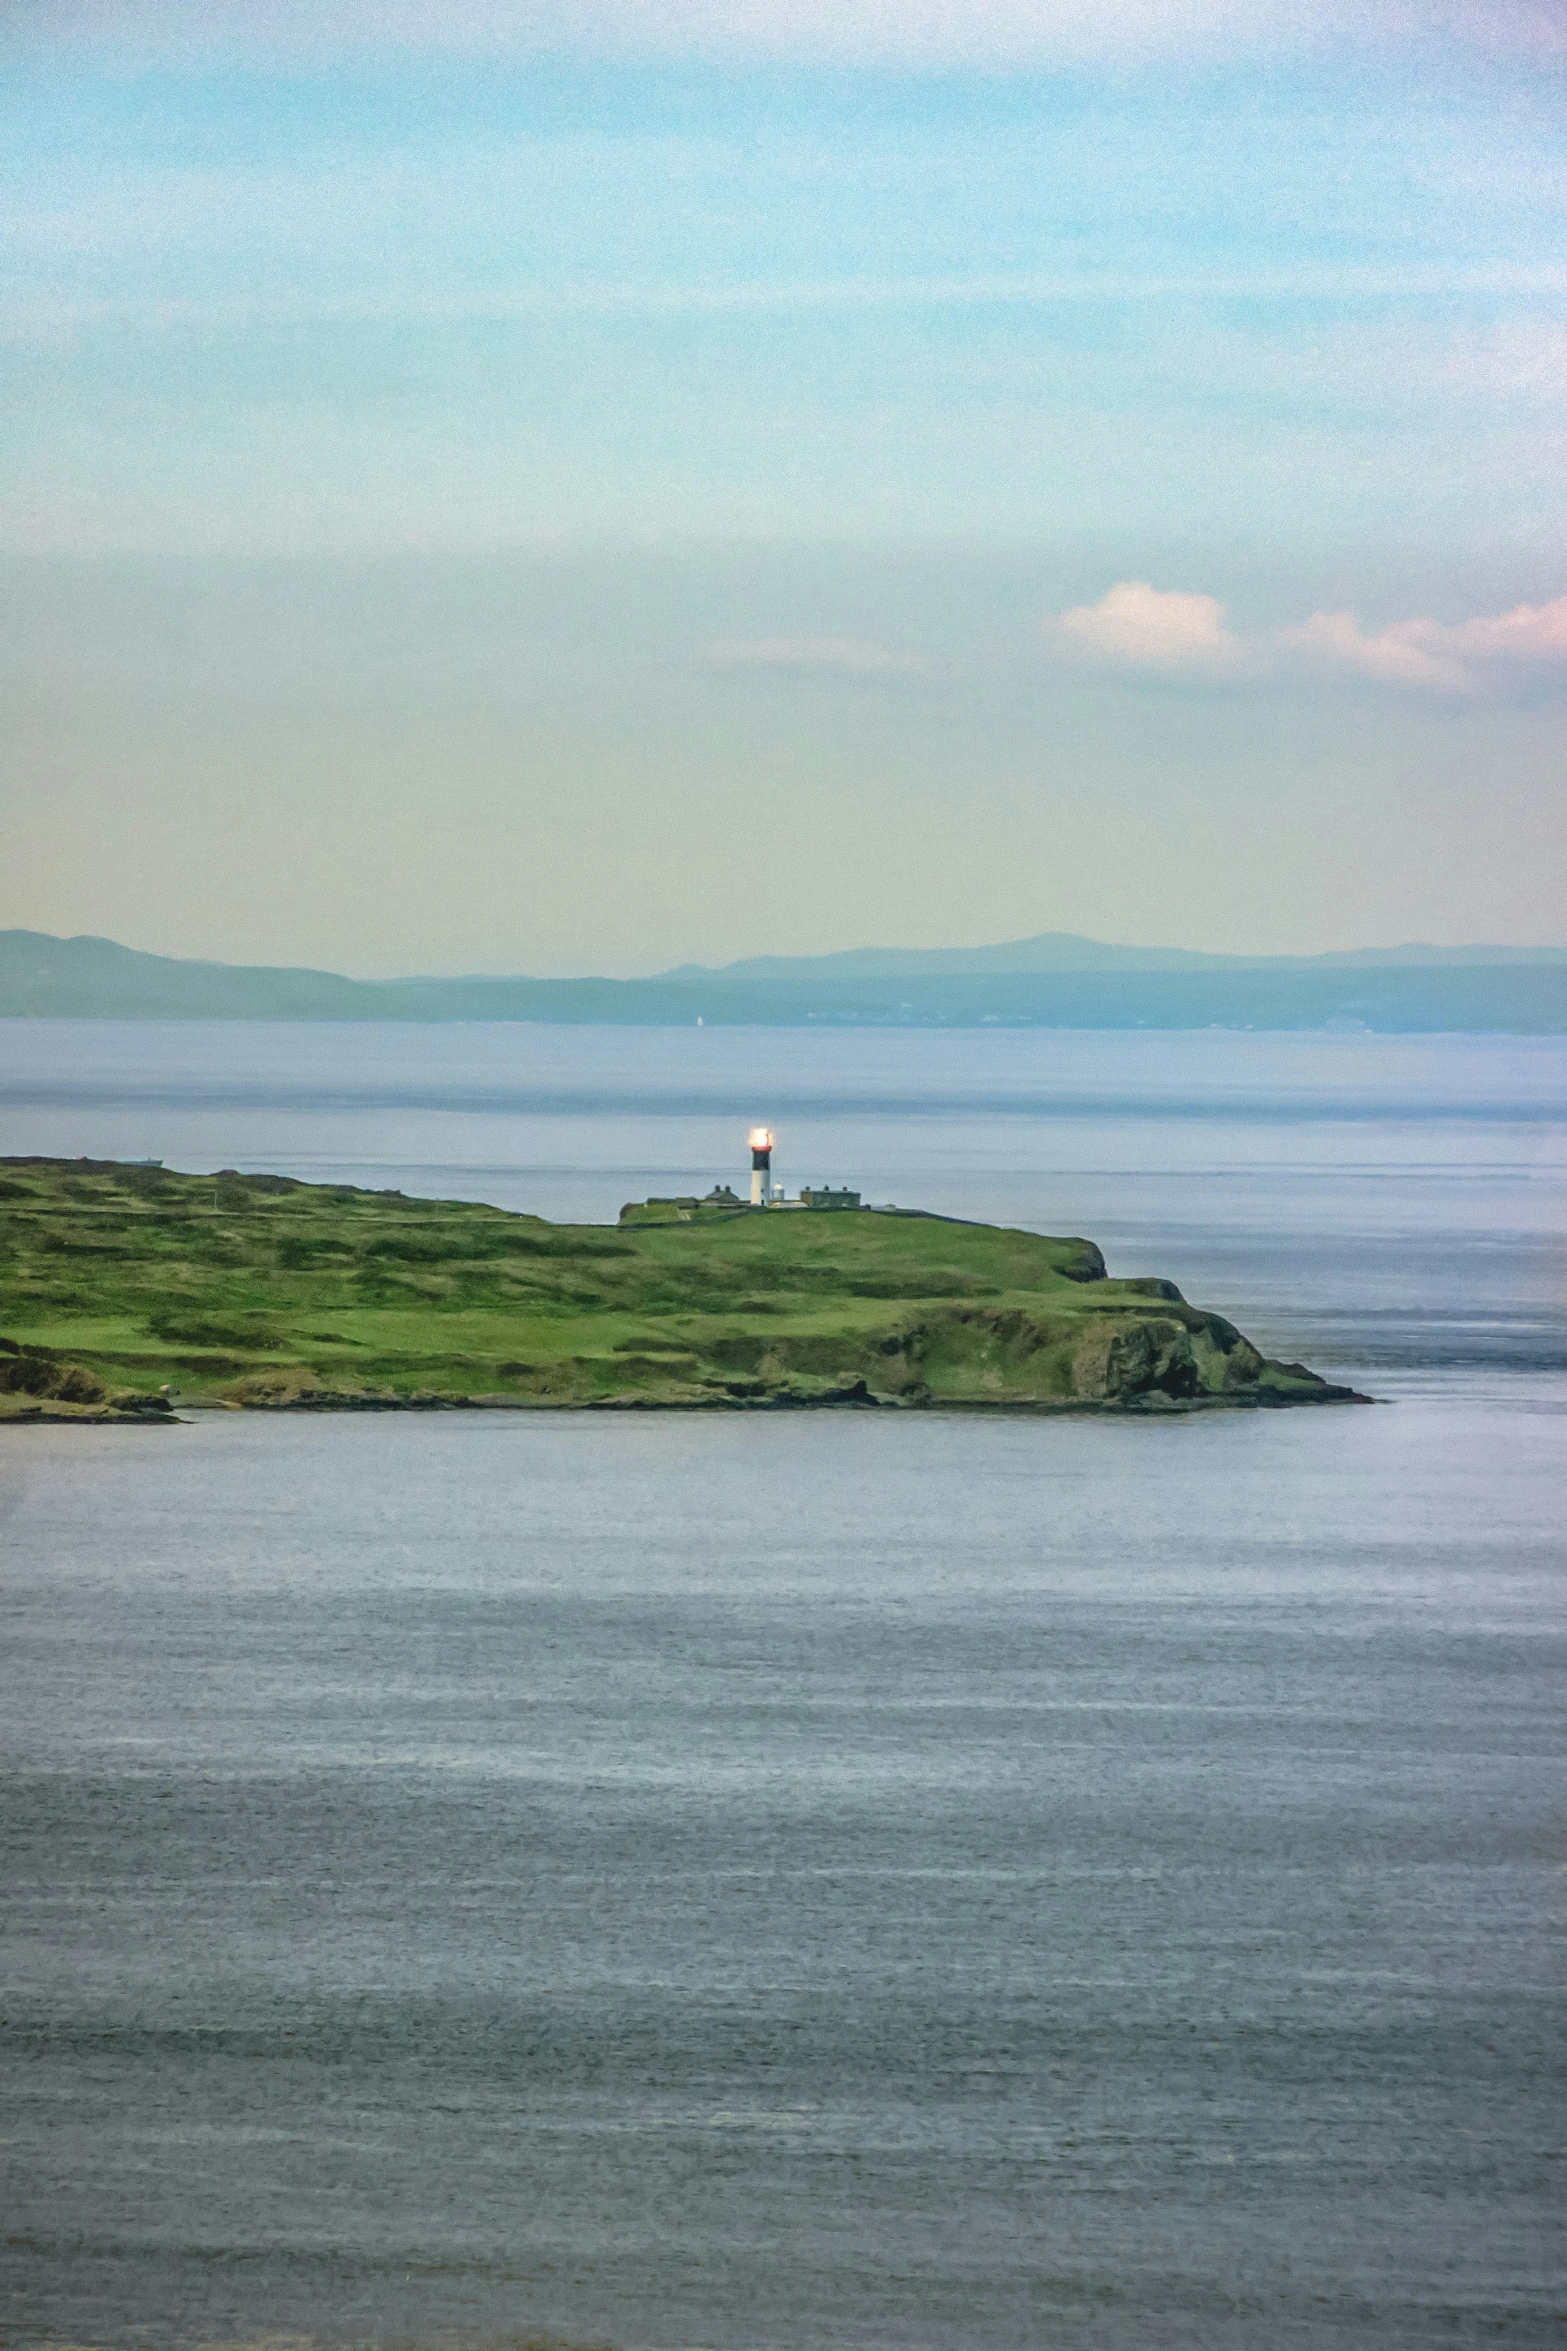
748,1127 -> 775,1207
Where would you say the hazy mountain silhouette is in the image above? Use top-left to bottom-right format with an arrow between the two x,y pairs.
2,928 -> 1564,1030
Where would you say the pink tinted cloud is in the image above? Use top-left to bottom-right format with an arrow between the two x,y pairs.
1277,610 -> 1469,692
1046,584 -> 1567,695
1280,596 -> 1567,694
1047,581 -> 1244,677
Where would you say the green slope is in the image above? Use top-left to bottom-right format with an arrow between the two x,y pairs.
0,1158 -> 1362,1419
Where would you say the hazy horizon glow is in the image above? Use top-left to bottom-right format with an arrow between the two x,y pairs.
2,4 -> 1564,974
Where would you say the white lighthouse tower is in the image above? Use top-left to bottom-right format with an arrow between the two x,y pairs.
748,1127 -> 775,1207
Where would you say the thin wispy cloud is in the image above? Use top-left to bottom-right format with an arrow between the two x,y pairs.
23,0 -> 1566,64
9,264 -> 1567,347
707,637 -> 926,676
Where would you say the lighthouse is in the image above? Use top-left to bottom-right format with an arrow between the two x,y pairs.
748,1127 -> 775,1207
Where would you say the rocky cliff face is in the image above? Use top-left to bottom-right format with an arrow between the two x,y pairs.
0,1346 -> 175,1422
655,1303 -> 1360,1411
1071,1308 -> 1263,1401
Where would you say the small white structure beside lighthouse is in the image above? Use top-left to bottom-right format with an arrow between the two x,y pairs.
748,1126 -> 775,1207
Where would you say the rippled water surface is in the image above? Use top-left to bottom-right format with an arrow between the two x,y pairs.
1,1023 -> 1563,2349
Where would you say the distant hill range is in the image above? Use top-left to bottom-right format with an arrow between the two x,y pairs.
2,928 -> 1565,1031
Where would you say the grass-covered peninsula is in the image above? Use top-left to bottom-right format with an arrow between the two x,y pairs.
0,1157 -> 1363,1422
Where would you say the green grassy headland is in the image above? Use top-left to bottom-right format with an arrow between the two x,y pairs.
0,1157 -> 1363,1422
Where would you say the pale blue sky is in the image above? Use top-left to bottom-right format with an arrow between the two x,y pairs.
3,2 -> 1564,972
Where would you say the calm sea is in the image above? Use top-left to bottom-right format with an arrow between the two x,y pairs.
2,1021 -> 1563,2351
